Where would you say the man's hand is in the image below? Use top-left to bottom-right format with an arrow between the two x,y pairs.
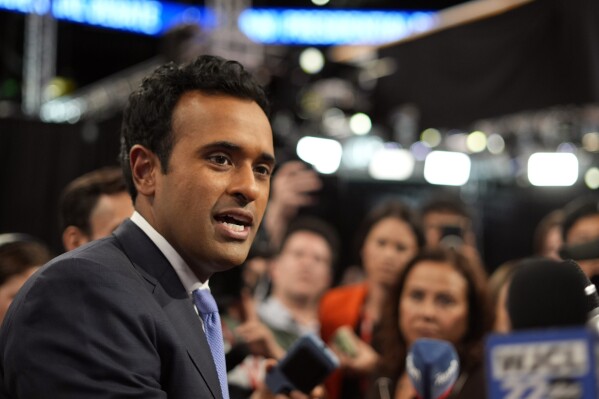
263,161 -> 322,248
234,289 -> 285,360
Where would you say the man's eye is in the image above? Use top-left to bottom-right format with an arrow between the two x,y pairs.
255,165 -> 272,176
209,155 -> 230,165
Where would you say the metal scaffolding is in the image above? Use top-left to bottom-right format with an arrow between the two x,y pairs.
21,0 -> 263,122
205,0 -> 263,70
22,12 -> 57,117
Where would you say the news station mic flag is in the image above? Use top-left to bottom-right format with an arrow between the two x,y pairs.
486,258 -> 599,398
486,327 -> 598,398
406,338 -> 460,399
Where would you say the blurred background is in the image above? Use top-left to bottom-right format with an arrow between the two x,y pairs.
1,0 -> 598,273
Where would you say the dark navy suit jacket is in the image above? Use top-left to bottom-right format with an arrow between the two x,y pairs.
0,220 -> 223,398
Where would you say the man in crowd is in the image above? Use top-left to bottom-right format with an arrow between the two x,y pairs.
421,196 -> 484,270
258,217 -> 338,343
223,217 -> 339,397
560,195 -> 599,281
59,166 -> 134,251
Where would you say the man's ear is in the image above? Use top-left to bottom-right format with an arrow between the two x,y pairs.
130,144 -> 158,197
62,226 -> 90,252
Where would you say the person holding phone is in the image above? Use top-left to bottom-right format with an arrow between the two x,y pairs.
319,200 -> 424,399
420,196 -> 484,272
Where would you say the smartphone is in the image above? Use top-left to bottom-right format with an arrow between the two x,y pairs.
265,334 -> 339,394
331,326 -> 358,358
439,225 -> 464,248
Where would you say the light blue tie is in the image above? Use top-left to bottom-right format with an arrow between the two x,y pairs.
193,289 -> 229,399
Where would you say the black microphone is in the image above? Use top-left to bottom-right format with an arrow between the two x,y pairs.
559,237 -> 599,261
507,258 -> 599,331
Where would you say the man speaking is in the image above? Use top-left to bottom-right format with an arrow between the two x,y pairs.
0,55 -> 278,398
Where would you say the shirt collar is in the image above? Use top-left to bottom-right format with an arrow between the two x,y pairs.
130,211 -> 209,295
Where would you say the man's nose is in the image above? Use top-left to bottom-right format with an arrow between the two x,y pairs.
229,164 -> 260,205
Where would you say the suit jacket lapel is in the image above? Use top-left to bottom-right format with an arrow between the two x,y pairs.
114,220 -> 222,399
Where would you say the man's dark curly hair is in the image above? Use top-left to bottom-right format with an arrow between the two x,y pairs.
119,55 -> 270,201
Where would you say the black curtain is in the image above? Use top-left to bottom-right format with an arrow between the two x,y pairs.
0,116 -> 122,254
374,0 -> 599,129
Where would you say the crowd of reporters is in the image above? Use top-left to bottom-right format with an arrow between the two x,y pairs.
2,158 -> 599,399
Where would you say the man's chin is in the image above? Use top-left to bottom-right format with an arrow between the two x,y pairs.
220,248 -> 252,268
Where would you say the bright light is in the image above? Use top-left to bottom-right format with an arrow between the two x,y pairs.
0,0 -> 49,14
424,151 -> 471,186
582,132 -> 599,152
368,147 -> 414,181
40,98 -> 85,123
0,0 -> 212,35
296,136 -> 342,174
238,9 -> 438,45
528,152 -> 578,186
466,131 -> 487,153
43,77 -> 75,101
342,135 -> 384,170
420,128 -> 441,147
349,113 -> 372,135
299,47 -> 325,74
322,107 -> 347,137
487,133 -> 505,154
53,0 -> 165,34
311,0 -> 329,5
0,1 -> 437,43
585,167 -> 599,189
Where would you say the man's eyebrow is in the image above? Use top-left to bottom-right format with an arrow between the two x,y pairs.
204,141 -> 276,164
259,152 -> 276,165
204,141 -> 240,152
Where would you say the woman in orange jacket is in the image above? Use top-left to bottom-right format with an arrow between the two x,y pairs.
319,200 -> 424,399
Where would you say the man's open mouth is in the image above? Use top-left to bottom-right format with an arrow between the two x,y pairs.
214,213 -> 252,232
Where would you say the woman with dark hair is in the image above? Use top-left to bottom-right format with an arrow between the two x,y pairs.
370,247 -> 490,399
319,200 -> 425,399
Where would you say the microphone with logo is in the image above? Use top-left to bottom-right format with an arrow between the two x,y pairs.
406,338 -> 460,399
486,258 -> 599,399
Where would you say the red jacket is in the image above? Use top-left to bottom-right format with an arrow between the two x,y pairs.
319,283 -> 369,399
